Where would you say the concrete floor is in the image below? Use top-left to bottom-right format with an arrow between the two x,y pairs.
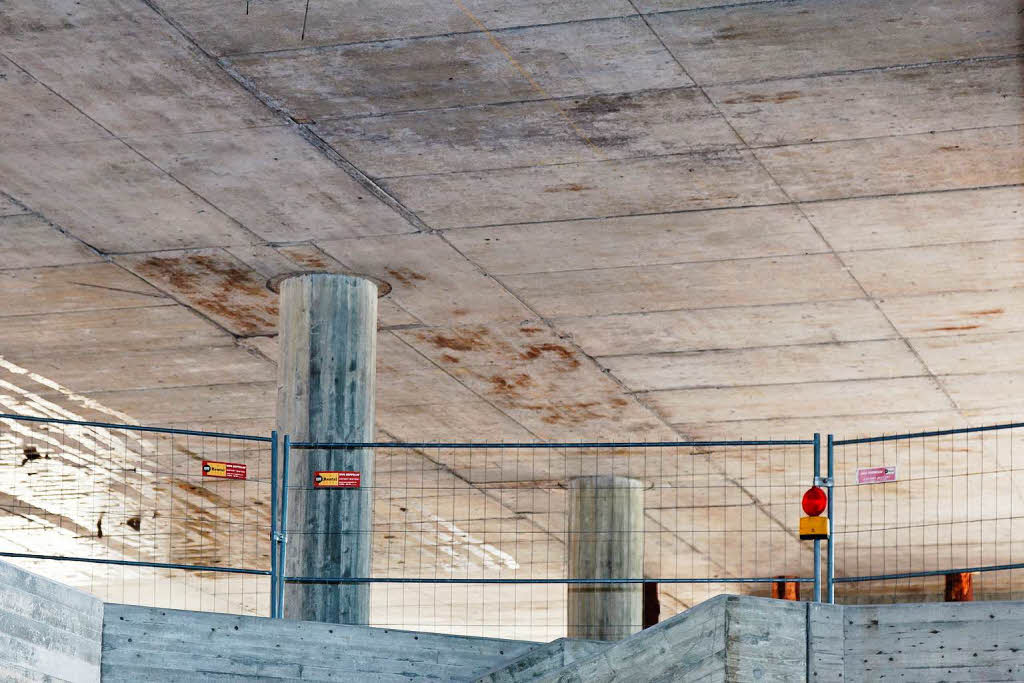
0,0 -> 1022,639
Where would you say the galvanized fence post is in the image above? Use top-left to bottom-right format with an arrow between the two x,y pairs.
277,434 -> 291,619
826,434 -> 835,604
813,433 -> 821,602
270,430 -> 279,618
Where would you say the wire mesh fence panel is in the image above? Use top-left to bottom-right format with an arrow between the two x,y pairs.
283,439 -> 817,642
0,414 -> 274,616
833,423 -> 1024,604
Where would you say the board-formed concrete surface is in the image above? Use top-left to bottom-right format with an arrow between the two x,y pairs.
487,595 -> 1024,682
0,559 -> 103,682
1,0 -> 1022,628
475,637 -> 612,682
102,602 -> 539,681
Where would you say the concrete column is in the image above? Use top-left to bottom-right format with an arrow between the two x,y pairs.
567,476 -> 644,640
277,274 -> 377,624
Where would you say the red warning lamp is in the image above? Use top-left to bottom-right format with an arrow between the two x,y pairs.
801,486 -> 828,517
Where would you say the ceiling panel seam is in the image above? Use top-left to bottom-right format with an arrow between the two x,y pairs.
136,0 -> 431,234
632,9 -> 965,418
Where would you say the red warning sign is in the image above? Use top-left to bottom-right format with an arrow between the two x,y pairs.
314,471 -> 361,488
202,460 -> 247,480
857,466 -> 896,485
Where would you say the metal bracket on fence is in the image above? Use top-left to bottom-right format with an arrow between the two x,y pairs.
814,476 -> 834,487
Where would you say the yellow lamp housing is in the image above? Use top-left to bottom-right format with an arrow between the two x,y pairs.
799,516 -> 829,540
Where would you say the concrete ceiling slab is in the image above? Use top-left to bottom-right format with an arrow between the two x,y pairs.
0,55 -> 113,147
0,306 -> 231,358
380,149 -> 789,228
943,372 -> 1024,415
673,410 -> 966,441
707,58 -> 1023,146
647,0 -> 1021,84
910,332 -> 1024,376
318,233 -> 533,324
842,240 -> 1024,298
152,0 -> 633,56
878,289 -> 1024,338
83,381 -> 275,424
553,299 -> 897,357
0,140 -> 259,253
602,339 -> 925,392
802,186 -> 1024,251
116,249 -> 279,336
444,205 -> 826,274
0,195 -> 27,216
225,16 -> 690,118
757,125 -> 1024,201
0,263 -> 166,317
641,376 -> 953,424
503,253 -> 862,318
314,88 -> 742,177
0,214 -> 102,269
11,346 -> 274,394
132,126 -> 415,242
3,12 -> 276,137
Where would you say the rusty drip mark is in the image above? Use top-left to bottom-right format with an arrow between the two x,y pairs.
126,515 -> 141,532
426,328 -> 490,352
543,183 -> 590,193
520,343 -> 581,369
386,268 -> 427,287
925,324 -> 981,332
721,90 -> 802,105
489,373 -> 533,396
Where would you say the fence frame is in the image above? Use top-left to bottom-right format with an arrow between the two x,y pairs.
7,410 -> 1024,625
274,435 -> 821,623
0,412 -> 278,614
828,420 -> 1024,603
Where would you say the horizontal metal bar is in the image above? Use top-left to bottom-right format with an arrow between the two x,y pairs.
290,440 -> 815,449
0,413 -> 272,442
0,551 -> 271,576
834,421 -> 1024,446
835,562 -> 1024,583
283,576 -> 815,584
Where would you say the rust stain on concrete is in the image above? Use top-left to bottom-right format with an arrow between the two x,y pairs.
520,343 -> 581,369
721,90 -> 802,105
489,373 -> 534,399
925,324 -> 981,332
134,252 -> 278,336
387,267 -> 427,287
543,183 -> 590,193
426,327 -> 490,352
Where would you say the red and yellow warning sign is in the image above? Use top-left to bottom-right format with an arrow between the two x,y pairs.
314,471 -> 361,488
202,460 -> 247,480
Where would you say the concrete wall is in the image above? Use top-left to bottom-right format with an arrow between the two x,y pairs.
495,595 -> 1024,682
842,601 -> 1024,682
0,559 -> 103,682
102,603 -> 538,681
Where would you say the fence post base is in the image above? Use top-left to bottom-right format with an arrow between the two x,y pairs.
945,573 -> 974,602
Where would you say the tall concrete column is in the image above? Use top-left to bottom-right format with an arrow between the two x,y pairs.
567,476 -> 644,640
277,274 -> 377,624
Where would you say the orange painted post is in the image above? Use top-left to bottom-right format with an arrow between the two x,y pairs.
771,576 -> 800,601
944,572 -> 974,602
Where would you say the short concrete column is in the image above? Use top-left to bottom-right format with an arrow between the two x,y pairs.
277,274 -> 377,624
567,476 -> 644,640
